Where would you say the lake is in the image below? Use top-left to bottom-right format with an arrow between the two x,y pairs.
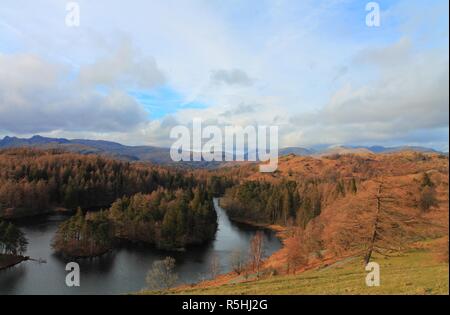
0,199 -> 281,295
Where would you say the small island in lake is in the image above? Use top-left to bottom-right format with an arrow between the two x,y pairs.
52,187 -> 219,257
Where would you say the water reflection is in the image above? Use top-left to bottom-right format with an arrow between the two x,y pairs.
0,199 -> 281,295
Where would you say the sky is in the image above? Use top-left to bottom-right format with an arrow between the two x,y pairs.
0,0 -> 448,151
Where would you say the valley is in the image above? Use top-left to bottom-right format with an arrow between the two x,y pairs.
0,146 -> 448,294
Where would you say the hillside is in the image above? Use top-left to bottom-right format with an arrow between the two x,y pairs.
142,151 -> 449,295
157,240 -> 448,295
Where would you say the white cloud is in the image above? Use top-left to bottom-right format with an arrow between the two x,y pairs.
0,53 -> 149,134
78,38 -> 166,89
0,0 -> 448,151
210,69 -> 253,86
288,38 -> 449,146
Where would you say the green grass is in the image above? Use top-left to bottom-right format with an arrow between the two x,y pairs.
144,248 -> 449,295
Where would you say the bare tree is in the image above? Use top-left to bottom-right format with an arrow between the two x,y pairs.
230,249 -> 245,275
209,254 -> 221,279
249,231 -> 265,278
146,256 -> 178,290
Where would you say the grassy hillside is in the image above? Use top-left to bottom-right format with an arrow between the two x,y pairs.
145,243 -> 448,295
139,152 -> 449,296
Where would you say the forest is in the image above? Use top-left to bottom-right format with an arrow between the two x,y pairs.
0,148 -> 201,218
109,187 -> 217,249
52,187 -> 218,256
220,177 -> 355,228
0,148 -> 234,256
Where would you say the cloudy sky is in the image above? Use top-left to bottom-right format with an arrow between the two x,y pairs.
0,0 -> 448,151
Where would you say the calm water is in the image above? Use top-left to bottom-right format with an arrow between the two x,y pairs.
0,199 -> 281,295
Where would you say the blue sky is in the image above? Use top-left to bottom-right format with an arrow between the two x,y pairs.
128,87 -> 208,119
0,0 -> 448,150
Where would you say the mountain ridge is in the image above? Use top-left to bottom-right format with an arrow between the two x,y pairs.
0,135 -> 442,165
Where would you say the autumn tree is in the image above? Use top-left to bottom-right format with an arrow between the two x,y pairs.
303,219 -> 324,259
285,228 -> 308,274
325,180 -> 426,265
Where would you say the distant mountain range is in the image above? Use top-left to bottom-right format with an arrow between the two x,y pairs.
0,135 -> 172,164
356,145 -> 439,154
0,135 -> 442,166
279,144 -> 440,156
314,145 -> 439,156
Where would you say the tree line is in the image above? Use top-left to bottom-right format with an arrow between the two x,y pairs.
0,148 -> 208,218
220,177 -> 353,228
